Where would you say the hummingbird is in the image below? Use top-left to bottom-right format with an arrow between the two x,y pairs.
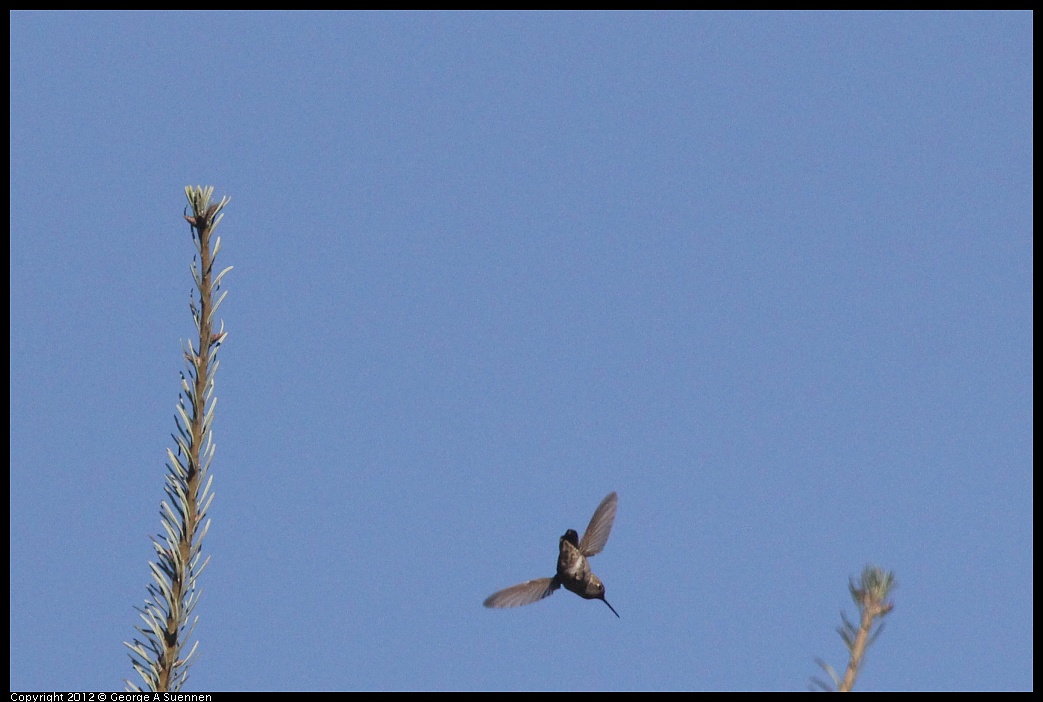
483,492 -> 620,618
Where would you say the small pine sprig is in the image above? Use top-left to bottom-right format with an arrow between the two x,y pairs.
124,186 -> 232,692
813,565 -> 896,692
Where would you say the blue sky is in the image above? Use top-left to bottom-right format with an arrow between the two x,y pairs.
9,11 -> 1032,691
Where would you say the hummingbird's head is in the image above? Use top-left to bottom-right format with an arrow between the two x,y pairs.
561,529 -> 580,547
584,575 -> 620,618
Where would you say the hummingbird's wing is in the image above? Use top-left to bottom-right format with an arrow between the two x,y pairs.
483,577 -> 560,609
578,492 -> 618,557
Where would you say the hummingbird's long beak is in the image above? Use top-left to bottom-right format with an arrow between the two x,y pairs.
600,596 -> 620,618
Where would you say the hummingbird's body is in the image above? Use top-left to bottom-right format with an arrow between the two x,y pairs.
483,492 -> 620,617
557,528 -> 603,599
